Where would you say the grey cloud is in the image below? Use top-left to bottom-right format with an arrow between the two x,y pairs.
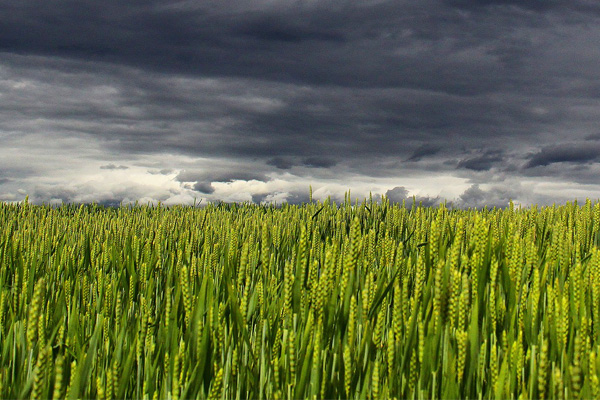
585,133 -> 600,141
176,170 -> 269,184
385,186 -> 410,202
251,190 -> 311,205
524,143 -> 600,168
97,198 -> 124,208
0,178 -> 12,185
302,157 -> 337,168
457,184 -> 514,209
3,1 -> 600,206
237,15 -> 347,44
1,3 -> 592,172
457,150 -> 504,171
454,181 -> 579,208
447,0 -> 600,16
385,186 -> 441,208
31,180 -> 178,206
267,157 -> 294,170
176,168 -> 270,196
0,0 -> 568,93
446,0 -> 559,11
32,186 -> 78,204
266,156 -> 337,170
251,193 -> 268,204
519,162 -> 600,185
458,185 -> 486,208
407,144 -> 442,161
148,168 -> 175,175
284,191 -> 312,205
193,182 -> 215,194
100,164 -> 128,170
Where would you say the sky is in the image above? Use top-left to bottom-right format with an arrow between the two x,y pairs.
2,0 -> 600,208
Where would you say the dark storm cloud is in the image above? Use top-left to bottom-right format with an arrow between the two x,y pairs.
1,1 -> 383,87
302,157 -> 337,168
585,133 -> 600,141
265,156 -> 336,169
524,143 -> 600,168
3,0 -> 600,206
237,15 -> 347,43
2,0 -> 593,163
407,144 -> 442,162
457,150 -> 504,171
267,157 -> 294,170
0,0 -> 570,92
445,0 -> 559,11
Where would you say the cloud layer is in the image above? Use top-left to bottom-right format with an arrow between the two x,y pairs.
2,1 -> 600,207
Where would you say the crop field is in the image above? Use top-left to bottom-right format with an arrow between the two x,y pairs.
1,196 -> 600,399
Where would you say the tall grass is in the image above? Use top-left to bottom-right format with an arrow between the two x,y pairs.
0,196 -> 599,399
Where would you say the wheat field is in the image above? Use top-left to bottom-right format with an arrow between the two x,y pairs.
0,196 -> 599,399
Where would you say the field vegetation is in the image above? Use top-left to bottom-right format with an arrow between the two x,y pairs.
1,195 -> 599,399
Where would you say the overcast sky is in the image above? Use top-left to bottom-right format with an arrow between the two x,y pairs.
2,0 -> 600,207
